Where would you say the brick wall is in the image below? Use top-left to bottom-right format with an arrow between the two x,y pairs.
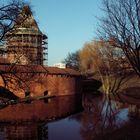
0,73 -> 82,98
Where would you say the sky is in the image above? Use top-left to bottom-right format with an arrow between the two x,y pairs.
5,0 -> 103,66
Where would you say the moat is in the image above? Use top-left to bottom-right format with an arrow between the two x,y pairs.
0,93 -> 140,140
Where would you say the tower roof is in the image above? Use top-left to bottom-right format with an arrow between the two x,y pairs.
15,5 -> 40,32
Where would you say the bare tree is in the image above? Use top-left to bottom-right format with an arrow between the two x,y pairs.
0,2 -> 50,101
63,50 -> 80,70
0,0 -> 25,44
80,40 -> 131,94
0,1 -> 34,98
98,0 -> 140,77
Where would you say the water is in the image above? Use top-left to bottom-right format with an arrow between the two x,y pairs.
0,93 -> 140,140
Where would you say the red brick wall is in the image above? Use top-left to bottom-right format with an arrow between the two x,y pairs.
0,73 -> 82,98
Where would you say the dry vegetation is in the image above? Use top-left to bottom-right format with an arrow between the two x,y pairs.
79,40 -> 135,94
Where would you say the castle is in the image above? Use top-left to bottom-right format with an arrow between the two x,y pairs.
0,6 -> 82,98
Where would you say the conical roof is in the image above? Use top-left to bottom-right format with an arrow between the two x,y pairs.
15,5 -> 40,31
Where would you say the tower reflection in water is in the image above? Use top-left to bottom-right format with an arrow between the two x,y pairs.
0,95 -> 83,140
0,123 -> 48,140
0,93 -> 140,140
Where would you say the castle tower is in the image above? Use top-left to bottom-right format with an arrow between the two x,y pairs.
6,6 -> 48,65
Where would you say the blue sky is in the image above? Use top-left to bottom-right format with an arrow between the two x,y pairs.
6,0 -> 103,65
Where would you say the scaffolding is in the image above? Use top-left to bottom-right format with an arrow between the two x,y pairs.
5,6 -> 48,65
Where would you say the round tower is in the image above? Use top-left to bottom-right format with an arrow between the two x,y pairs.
6,6 -> 48,65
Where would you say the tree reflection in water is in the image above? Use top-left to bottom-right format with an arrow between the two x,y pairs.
80,93 -> 140,140
0,94 -> 140,139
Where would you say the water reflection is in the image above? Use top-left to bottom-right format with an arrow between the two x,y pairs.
80,93 -> 129,140
79,93 -> 140,140
0,95 -> 83,140
129,104 -> 140,118
0,95 -> 83,122
0,123 -> 48,140
0,93 -> 140,140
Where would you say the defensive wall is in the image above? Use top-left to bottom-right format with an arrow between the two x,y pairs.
0,65 -> 83,98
